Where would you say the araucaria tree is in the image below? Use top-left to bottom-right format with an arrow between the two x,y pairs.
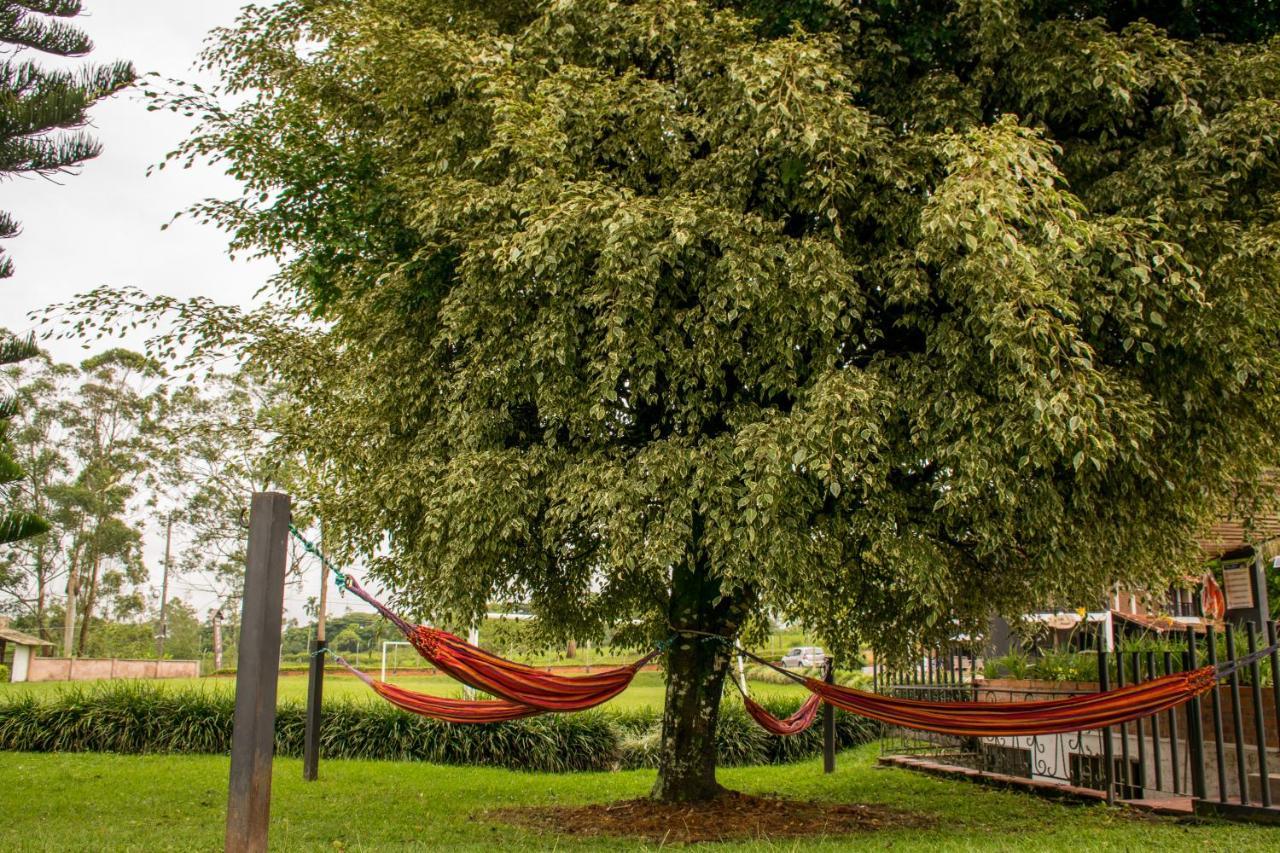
0,1 -> 135,278
88,1 -> 1280,800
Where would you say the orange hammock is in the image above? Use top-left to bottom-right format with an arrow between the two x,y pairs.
338,661 -> 542,723
342,575 -> 658,714
800,667 -> 1217,737
326,570 -> 1262,737
743,693 -> 823,736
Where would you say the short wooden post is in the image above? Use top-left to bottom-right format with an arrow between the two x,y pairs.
225,492 -> 290,853
823,656 -> 836,773
303,532 -> 330,783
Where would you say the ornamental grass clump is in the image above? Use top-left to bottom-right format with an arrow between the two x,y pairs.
0,683 -> 878,772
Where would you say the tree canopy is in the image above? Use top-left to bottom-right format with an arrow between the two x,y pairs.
70,0 -> 1280,799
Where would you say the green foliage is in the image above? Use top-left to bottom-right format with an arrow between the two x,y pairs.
0,683 -> 878,771
0,332 -> 49,547
0,663 -> 8,683
984,650 -> 1035,680
83,0 -> 1280,659
57,0 -> 1280,790
0,2 -> 135,277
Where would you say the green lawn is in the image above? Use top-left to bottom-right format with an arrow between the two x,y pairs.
0,670 -> 809,710
1,744 -> 1276,851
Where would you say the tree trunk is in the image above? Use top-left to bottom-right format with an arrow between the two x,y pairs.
35,540 -> 47,641
62,551 -> 79,657
651,542 -> 744,802
77,555 -> 101,656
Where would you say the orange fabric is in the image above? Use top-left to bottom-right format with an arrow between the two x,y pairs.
803,666 -> 1218,737
743,693 -> 823,735
407,624 -> 658,710
369,680 -> 543,723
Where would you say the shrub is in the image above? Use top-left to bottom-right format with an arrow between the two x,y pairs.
0,664 -> 8,683
0,684 -> 880,772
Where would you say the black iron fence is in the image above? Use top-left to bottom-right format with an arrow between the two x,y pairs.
878,620 -> 1280,814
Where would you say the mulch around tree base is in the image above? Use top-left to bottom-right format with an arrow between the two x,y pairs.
487,790 -> 932,844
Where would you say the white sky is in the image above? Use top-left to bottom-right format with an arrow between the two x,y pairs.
1,2 -> 363,624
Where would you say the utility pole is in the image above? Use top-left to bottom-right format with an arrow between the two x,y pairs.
156,512 -> 174,659
212,608 -> 224,671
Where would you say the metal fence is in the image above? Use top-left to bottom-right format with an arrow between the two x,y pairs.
878,620 -> 1280,814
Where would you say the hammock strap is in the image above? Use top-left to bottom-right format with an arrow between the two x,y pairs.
1213,640 -> 1280,679
735,645 -> 810,686
339,573 -> 417,637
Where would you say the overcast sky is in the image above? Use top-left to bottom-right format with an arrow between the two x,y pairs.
1,2 -> 363,626
3,2 -> 277,354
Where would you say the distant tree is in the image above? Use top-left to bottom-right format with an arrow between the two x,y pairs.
153,368 -> 306,627
0,347 -> 71,637
159,597 -> 202,660
62,1 -> 1280,801
0,1 -> 135,277
57,349 -> 162,655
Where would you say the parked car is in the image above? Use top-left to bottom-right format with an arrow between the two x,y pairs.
781,646 -> 826,669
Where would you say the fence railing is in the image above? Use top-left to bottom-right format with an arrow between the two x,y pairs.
878,620 -> 1280,812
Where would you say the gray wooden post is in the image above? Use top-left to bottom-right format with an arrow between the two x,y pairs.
823,656 -> 836,773
225,492 -> 290,853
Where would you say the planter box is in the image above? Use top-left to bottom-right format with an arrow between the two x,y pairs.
976,678 -> 1098,701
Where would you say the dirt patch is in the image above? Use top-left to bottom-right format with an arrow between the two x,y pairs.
487,790 -> 932,844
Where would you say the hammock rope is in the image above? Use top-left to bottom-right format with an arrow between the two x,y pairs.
289,527 -> 1277,737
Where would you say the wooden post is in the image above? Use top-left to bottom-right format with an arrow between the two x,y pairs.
303,528 -> 330,782
823,655 -> 835,774
225,492 -> 290,853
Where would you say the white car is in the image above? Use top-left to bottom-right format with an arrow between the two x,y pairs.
781,646 -> 826,669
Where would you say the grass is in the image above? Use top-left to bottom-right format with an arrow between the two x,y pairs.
0,670 -> 809,710
1,744 -> 1277,851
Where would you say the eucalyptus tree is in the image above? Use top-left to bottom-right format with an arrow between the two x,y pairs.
0,343 -> 72,637
154,368 -> 304,629
67,1 -> 1280,800
58,349 -> 162,655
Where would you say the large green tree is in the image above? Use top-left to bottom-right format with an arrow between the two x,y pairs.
0,1 -> 134,278
69,1 -> 1280,800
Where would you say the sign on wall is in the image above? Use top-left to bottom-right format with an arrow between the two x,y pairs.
1222,563 -> 1255,610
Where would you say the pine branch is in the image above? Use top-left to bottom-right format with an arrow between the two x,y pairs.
0,60 -> 137,136
0,129 -> 101,172
0,450 -> 20,484
0,511 -> 50,546
0,331 -> 38,366
0,4 -> 91,56
15,2 -> 83,17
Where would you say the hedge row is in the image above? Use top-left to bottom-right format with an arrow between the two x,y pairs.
0,683 -> 879,772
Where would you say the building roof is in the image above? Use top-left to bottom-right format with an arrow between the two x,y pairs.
0,626 -> 54,647
1197,513 -> 1280,560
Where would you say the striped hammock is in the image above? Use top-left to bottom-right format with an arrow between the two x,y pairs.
332,573 -> 1256,738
